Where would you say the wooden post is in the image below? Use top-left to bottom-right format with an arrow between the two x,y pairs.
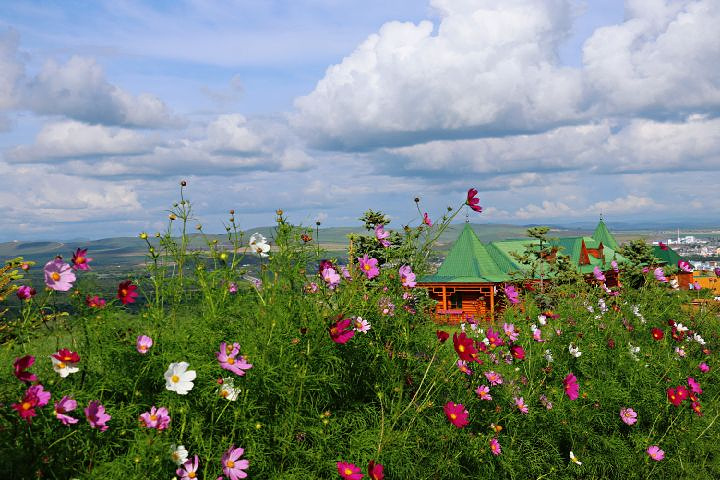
489,284 -> 494,320
442,285 -> 447,311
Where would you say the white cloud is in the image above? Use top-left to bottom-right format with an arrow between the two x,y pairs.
5,120 -> 156,162
583,0 -> 720,116
0,30 -> 22,111
292,0 -> 584,150
514,200 -> 576,219
588,195 -> 660,214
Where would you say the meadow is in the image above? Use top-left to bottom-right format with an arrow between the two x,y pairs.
1,184 -> 718,479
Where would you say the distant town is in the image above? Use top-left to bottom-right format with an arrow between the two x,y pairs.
652,231 -> 720,270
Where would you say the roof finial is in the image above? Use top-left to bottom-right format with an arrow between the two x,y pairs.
599,212 -> 604,222
465,206 -> 470,223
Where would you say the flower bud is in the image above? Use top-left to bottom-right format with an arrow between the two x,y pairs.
139,232 -> 148,239
180,180 -> 187,186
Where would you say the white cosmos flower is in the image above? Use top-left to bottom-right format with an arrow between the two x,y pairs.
249,233 -> 270,257
544,349 -> 554,363
675,323 -> 688,333
219,378 -> 241,401
569,451 -> 582,465
51,356 -> 79,378
164,362 -> 196,395
568,344 -> 582,358
170,444 -> 189,465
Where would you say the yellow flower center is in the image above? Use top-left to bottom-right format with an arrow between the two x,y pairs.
228,357 -> 235,365
139,345 -> 147,352
363,264 -> 370,271
150,415 -> 158,421
450,413 -> 457,420
57,362 -> 66,369
188,473 -> 196,479
344,468 -> 353,475
76,257 -> 85,264
51,272 -> 61,281
220,389 -> 229,397
22,401 -> 32,410
171,375 -> 180,383
226,460 -> 235,468
458,345 -> 465,352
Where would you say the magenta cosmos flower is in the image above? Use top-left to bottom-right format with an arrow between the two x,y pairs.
490,437 -> 502,456
484,371 -> 503,386
85,400 -> 111,431
216,342 -> 253,376
16,285 -> 36,300
444,402 -> 469,428
54,396 -> 79,425
337,462 -> 363,480
653,267 -> 667,282
368,460 -> 384,480
12,384 -> 51,423
466,188 -> 482,213
514,396 -> 529,414
592,266 -> 606,282
678,260 -> 693,273
504,284 -> 520,305
698,362 -> 710,373
13,355 -> 38,383
647,445 -> 665,461
44,258 -> 76,291
453,332 -> 477,362
398,265 -> 416,288
620,407 -> 637,425
85,295 -> 106,308
329,317 -> 356,344
423,212 -> 432,227
140,406 -> 171,430
564,373 -> 579,400
358,254 -> 380,279
687,377 -> 702,395
136,335 -> 153,354
177,455 -> 200,480
117,280 -> 139,304
222,445 -> 250,479
71,248 -> 93,270
375,224 -> 391,247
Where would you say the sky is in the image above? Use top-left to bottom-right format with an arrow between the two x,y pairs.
0,0 -> 718,241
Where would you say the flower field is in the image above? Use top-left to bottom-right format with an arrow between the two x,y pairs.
1,185 -> 718,479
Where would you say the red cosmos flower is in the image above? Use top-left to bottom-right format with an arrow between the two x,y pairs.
12,384 -> 51,423
436,330 -> 450,343
13,355 -> 37,383
86,295 -> 106,308
465,188 -> 482,213
52,349 -> 80,364
444,401 -> 469,428
658,242 -> 668,250
651,328 -> 664,341
368,460 -> 384,480
671,327 -> 685,342
667,387 -> 683,407
510,345 -> 525,360
692,401 -> 703,416
676,385 -> 689,402
117,280 -> 139,304
453,332 -> 478,362
329,317 -> 355,344
71,248 -> 93,270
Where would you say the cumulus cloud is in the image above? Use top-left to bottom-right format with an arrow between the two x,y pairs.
292,0 -> 584,150
5,120 -> 156,163
587,195 -> 660,214
583,0 -> 720,118
0,30 -> 22,111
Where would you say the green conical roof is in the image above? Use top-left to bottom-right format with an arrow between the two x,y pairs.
592,218 -> 619,250
421,223 -> 510,282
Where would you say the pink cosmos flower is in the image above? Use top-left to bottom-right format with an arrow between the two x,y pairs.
222,445 -> 249,479
341,266 -> 352,279
484,371 -> 503,386
85,295 -> 106,308
329,317 -> 356,344
466,188 -> 482,213
368,460 -> 384,480
444,402 -> 469,428
228,282 -> 238,294
71,248 -> 93,270
504,284 -> 520,305
12,384 -> 51,423
353,317 -> 371,333
678,260 -> 693,273
647,446 -> 664,461
533,328 -> 544,342
502,323 -> 519,342
593,266 -> 606,282
13,355 -> 37,383
398,265 -> 417,288
140,406 -> 171,430
16,285 -> 36,300
358,254 -> 380,279
375,225 -> 391,247
687,377 -> 702,395
475,385 -> 492,401
337,462 -> 363,480
137,335 -> 153,354
321,267 -> 341,289
177,455 -> 200,480
216,342 -> 253,376
563,373 -> 579,400
44,258 -> 76,291
457,360 -> 473,376
715,267 -> 720,277
490,437 -> 501,456
611,260 -> 619,272
653,267 -> 667,282
54,395 -> 79,425
698,362 -> 710,373
485,327 -> 504,349
423,212 -> 432,227
620,407 -> 637,425
514,396 -> 529,414
85,400 -> 111,431
539,394 -> 553,410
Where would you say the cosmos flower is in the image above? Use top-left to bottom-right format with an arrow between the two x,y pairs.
51,349 -> 80,377
368,460 -> 384,480
321,267 -> 341,289
375,224 -> 391,247
593,266 -> 606,282
399,265 -> 416,288
353,317 -> 371,333
484,371 -> 503,386
647,446 -> 664,461
216,342 -> 253,376
453,332 -> 477,362
444,402 -> 469,428
475,385 -> 492,401
514,396 -> 529,414
678,260 -> 693,273
653,268 -> 667,283
218,378 -> 241,401
85,400 -> 111,431
54,395 -> 79,425
329,317 -> 355,344
117,280 -> 139,304
222,445 -> 250,480
466,188 -> 482,213
139,406 -> 171,430
85,295 -> 106,308
504,284 -> 520,305
358,254 -> 380,279
569,451 -> 582,465
16,285 -> 36,300
71,248 -> 93,270
456,360 -> 473,376
13,355 -> 37,383
136,335 -> 153,354
249,233 -> 270,257
503,323 -> 519,342
423,212 -> 432,227
177,455 -> 200,480
568,344 -> 582,358
44,258 -> 76,291
651,328 -> 664,341
564,373 -> 579,400
171,445 -> 189,466
490,438 -> 501,456
337,462 -> 363,480
164,362 -> 196,395
620,407 -> 637,425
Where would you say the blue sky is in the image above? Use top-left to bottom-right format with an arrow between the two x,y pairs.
0,0 -> 718,241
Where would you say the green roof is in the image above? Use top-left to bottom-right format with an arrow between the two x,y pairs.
421,220 -> 627,283
652,245 -> 682,266
592,219 -> 619,250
